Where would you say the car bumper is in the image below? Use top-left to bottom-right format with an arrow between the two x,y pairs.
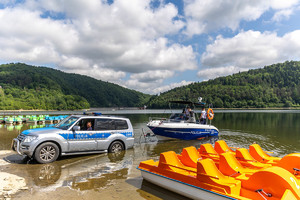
125,137 -> 134,149
11,138 -> 34,157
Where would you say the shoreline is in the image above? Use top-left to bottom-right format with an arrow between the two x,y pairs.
0,107 -> 300,116
0,107 -> 300,112
0,107 -> 300,115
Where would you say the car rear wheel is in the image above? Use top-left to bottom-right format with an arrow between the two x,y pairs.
34,142 -> 60,164
108,141 -> 124,153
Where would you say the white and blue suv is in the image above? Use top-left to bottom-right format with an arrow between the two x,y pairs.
12,113 -> 134,163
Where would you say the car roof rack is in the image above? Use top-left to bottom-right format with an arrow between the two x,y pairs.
83,112 -> 102,116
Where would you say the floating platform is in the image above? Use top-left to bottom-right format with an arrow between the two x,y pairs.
0,115 -> 68,124
138,140 -> 300,200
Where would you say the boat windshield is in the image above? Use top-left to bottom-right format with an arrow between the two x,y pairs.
169,113 -> 185,121
169,112 -> 196,123
54,116 -> 79,130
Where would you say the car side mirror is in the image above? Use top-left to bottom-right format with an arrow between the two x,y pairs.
72,126 -> 80,131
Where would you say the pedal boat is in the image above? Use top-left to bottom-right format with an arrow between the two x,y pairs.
200,140 -> 300,176
138,142 -> 300,200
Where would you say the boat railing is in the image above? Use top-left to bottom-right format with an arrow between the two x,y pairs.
149,117 -> 167,122
149,117 -> 198,124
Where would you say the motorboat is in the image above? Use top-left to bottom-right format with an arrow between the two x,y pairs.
147,100 -> 219,140
137,140 -> 300,200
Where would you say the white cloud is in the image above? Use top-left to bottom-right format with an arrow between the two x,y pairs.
130,70 -> 174,83
125,79 -> 193,94
201,31 -> 281,68
270,0 -> 299,9
1,0 -> 300,94
123,70 -> 174,93
65,64 -> 126,82
272,9 -> 294,21
199,30 -> 300,78
59,56 -> 89,69
184,0 -> 300,36
0,7 -> 77,62
123,72 -> 192,94
113,38 -> 197,73
197,66 -> 248,80
0,0 -> 197,93
152,80 -> 194,94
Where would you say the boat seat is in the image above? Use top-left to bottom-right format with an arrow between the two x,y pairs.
158,151 -> 196,174
235,148 -> 272,169
198,143 -> 219,159
197,158 -> 234,181
178,146 -> 201,168
138,159 -> 158,170
214,140 -> 235,154
197,158 -> 241,195
219,152 -> 257,178
249,144 -> 281,163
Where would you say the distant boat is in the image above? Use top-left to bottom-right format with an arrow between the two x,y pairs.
28,115 -> 37,123
14,116 -> 23,124
5,116 -> 14,124
147,100 -> 219,140
37,115 -> 45,123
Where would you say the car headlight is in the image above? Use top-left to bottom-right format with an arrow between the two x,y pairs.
23,136 -> 38,143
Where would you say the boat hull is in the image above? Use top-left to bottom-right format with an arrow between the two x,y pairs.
148,124 -> 219,140
139,168 -> 235,200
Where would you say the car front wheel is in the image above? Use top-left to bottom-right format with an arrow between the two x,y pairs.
34,142 -> 60,164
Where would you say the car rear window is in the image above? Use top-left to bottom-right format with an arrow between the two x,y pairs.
94,119 -> 128,131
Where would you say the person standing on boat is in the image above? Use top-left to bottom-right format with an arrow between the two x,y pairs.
200,107 -> 206,124
184,107 -> 192,120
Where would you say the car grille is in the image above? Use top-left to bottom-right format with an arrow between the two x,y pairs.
17,133 -> 25,141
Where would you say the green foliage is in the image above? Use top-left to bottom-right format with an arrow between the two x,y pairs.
0,63 -> 150,110
147,61 -> 300,108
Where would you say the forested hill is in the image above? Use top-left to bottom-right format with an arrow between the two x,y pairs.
2,61 -> 300,110
147,61 -> 300,108
0,63 -> 150,110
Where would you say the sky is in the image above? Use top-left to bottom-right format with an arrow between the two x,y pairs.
0,0 -> 300,94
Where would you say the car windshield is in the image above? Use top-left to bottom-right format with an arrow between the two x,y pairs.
54,116 -> 79,130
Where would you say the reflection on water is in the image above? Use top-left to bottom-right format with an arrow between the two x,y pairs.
5,150 -> 132,191
0,123 -> 50,150
213,112 -> 300,156
1,110 -> 300,199
138,180 -> 190,200
1,111 -> 300,161
125,111 -> 300,156
3,137 -> 219,195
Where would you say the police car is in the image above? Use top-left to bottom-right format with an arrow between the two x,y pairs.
12,113 -> 134,163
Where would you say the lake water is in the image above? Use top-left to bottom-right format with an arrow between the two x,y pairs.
1,110 -> 300,199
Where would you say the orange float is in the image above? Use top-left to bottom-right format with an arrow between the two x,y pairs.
207,108 -> 214,120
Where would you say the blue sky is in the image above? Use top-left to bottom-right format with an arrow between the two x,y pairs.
0,0 -> 300,94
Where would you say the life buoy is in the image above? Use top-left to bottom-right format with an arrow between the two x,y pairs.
207,108 -> 214,120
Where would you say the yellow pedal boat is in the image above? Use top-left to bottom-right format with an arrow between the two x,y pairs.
137,141 -> 300,200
